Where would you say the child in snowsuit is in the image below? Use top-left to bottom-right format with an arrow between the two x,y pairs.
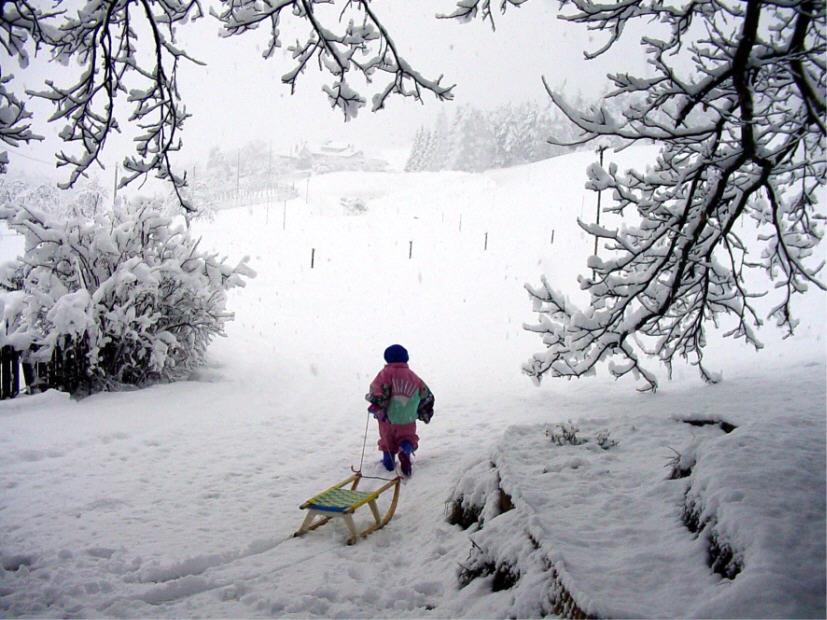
365,344 -> 434,477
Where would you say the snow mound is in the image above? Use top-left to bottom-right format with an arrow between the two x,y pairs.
448,364 -> 826,618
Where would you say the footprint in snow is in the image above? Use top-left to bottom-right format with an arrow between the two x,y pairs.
86,547 -> 116,560
414,581 -> 444,596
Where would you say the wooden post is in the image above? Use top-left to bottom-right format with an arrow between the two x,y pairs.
11,349 -> 19,398
551,229 -> 555,244
409,240 -> 413,259
311,248 -> 316,269
49,345 -> 57,392
484,232 -> 488,251
0,346 -> 10,399
236,150 -> 241,201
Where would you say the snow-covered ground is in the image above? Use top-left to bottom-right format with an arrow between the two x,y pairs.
1,149 -> 825,618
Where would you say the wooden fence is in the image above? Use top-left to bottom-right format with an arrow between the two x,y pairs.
0,339 -> 88,400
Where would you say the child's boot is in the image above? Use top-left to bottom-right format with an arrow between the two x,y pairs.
399,451 -> 412,477
398,442 -> 413,477
382,451 -> 395,472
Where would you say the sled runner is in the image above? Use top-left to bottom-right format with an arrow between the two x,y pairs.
294,473 -> 401,545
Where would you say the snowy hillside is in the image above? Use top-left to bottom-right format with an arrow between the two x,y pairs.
1,148 -> 824,618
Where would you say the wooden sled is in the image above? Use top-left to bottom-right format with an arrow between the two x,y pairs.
293,473 -> 401,545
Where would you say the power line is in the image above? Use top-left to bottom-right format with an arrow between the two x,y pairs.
6,150 -> 55,166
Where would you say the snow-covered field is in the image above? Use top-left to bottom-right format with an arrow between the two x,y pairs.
1,149 -> 825,618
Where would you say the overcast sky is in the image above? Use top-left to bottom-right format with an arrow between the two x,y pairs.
4,0 -> 651,181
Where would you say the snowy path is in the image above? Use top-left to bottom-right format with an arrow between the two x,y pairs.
0,351 -> 568,617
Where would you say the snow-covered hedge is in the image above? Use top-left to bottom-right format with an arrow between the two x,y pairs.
0,189 -> 255,392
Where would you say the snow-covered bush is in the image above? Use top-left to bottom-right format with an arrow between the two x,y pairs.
545,421 -> 585,446
595,429 -> 618,450
340,196 -> 367,215
0,189 -> 254,392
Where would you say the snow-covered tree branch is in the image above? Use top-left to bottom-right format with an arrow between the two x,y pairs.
212,0 -> 454,118
1,0 -> 453,211
2,0 -> 205,210
438,0 -> 529,30
450,0 -> 826,390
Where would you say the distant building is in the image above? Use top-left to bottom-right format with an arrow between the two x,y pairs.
293,141 -> 383,173
303,141 -> 363,159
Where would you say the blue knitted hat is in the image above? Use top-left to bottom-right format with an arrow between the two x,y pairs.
384,344 -> 409,364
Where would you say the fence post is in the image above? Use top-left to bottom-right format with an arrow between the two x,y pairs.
484,232 -> 488,251
409,240 -> 413,260
0,345 -> 21,399
50,341 -> 61,392
11,349 -> 19,397
311,248 -> 316,269
236,150 -> 241,201
22,360 -> 35,394
1,346 -> 10,399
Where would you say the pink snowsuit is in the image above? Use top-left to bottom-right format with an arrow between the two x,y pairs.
366,362 -> 432,454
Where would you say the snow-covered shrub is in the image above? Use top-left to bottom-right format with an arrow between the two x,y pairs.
446,460 -> 499,530
545,422 -> 586,446
340,196 -> 367,215
595,429 -> 618,450
0,190 -> 254,392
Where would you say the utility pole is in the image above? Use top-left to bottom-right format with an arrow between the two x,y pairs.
592,146 -> 606,281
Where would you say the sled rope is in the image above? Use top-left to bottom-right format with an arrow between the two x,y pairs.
352,411 -> 396,481
350,412 -> 398,482
294,413 -> 401,545
355,411 -> 370,474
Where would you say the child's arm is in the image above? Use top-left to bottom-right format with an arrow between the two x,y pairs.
417,383 -> 435,423
365,370 -> 391,420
